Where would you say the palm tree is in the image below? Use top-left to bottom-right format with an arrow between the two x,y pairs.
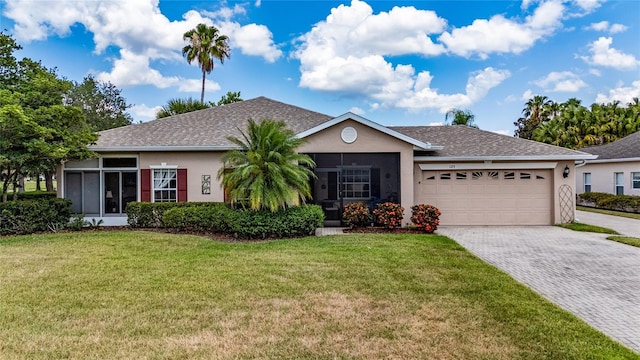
217,119 -> 316,212
444,108 -> 478,128
514,95 -> 552,139
156,97 -> 211,118
182,24 -> 230,104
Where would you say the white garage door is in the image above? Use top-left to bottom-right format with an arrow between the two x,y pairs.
417,169 -> 552,225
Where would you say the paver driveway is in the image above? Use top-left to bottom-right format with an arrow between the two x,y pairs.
437,226 -> 640,353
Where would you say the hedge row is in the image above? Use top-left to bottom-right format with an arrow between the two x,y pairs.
127,202 -> 324,239
577,192 -> 640,213
0,198 -> 72,235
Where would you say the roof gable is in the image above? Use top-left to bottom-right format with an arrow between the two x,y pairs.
296,112 -> 440,150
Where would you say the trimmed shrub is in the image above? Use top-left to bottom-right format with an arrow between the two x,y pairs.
126,202 -> 215,228
373,202 -> 404,229
16,191 -> 57,200
577,192 -> 640,213
162,203 -> 231,233
0,198 -> 72,235
342,202 -> 371,228
225,205 -> 324,239
410,204 -> 441,234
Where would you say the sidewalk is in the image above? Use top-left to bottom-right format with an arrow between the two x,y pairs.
576,210 -> 640,238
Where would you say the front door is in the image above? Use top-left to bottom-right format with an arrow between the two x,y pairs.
104,171 -> 137,214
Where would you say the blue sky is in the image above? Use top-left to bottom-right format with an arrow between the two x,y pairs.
1,0 -> 638,135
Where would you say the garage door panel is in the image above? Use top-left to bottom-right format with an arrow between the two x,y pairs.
417,169 -> 552,225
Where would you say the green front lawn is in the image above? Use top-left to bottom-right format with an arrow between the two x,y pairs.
606,235 -> 640,248
0,232 -> 636,359
557,222 -> 619,234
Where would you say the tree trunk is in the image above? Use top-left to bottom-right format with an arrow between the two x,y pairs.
36,175 -> 41,191
45,170 -> 54,192
201,70 -> 206,104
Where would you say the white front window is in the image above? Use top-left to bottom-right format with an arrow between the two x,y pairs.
341,167 -> 370,198
584,173 -> 591,193
632,172 -> 640,190
153,169 -> 177,202
614,172 -> 624,195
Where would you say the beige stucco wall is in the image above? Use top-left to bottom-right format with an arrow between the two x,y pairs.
140,152 -> 225,202
298,119 -> 416,222
575,161 -> 640,196
552,160 -> 576,224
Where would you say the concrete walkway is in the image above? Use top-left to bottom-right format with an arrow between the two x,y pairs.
576,210 -> 640,238
437,226 -> 640,353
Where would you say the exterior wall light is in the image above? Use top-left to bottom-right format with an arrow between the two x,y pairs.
563,165 -> 570,178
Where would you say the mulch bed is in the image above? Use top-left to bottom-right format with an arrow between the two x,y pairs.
342,227 -> 428,235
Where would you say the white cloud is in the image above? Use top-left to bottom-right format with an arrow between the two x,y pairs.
427,122 -> 445,126
96,49 -> 180,88
574,0 -> 604,12
396,67 -> 511,112
595,81 -> 640,104
177,78 -> 221,93
522,89 -> 534,100
219,22 -> 282,63
534,71 -> 587,92
585,21 -> 628,34
4,0 -> 281,89
439,0 -> 565,58
293,0 -> 507,112
589,68 -> 601,76
348,107 -> 365,116
581,37 -> 639,70
130,104 -> 163,122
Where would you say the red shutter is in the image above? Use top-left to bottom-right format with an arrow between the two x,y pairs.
177,169 -> 187,202
141,169 -> 151,202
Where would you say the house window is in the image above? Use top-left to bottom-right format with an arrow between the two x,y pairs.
614,172 -> 624,195
632,172 -> 640,190
520,172 -> 531,180
472,171 -> 483,180
456,172 -> 467,180
584,173 -> 591,193
340,168 -> 370,198
153,169 -> 177,202
504,172 -> 515,180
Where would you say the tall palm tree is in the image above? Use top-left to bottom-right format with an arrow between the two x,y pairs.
444,108 -> 478,128
218,119 -> 316,212
182,24 -> 230,104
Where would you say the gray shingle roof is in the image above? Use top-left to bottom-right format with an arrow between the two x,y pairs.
580,132 -> 640,160
93,96 -> 594,159
93,97 -> 333,149
390,125 -> 593,158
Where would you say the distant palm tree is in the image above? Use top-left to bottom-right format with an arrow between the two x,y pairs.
182,24 -> 230,104
217,91 -> 243,106
514,95 -> 553,139
156,97 -> 211,118
445,108 -> 478,128
218,119 -> 316,212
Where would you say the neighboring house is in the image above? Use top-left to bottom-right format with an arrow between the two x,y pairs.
575,132 -> 640,196
57,97 -> 595,226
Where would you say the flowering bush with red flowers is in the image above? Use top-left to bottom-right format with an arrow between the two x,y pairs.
373,202 -> 404,229
342,202 -> 371,228
410,204 -> 441,233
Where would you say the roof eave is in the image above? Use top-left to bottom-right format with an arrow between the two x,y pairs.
414,155 -> 599,162
583,156 -> 640,164
90,145 -> 239,152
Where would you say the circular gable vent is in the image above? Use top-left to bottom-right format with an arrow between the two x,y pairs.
341,127 -> 358,144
